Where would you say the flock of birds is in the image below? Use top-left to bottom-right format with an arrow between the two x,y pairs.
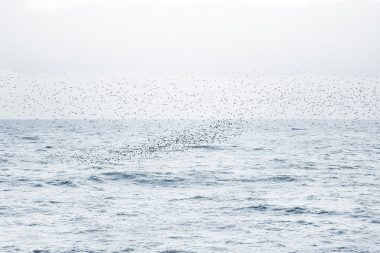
71,119 -> 244,164
0,69 -> 379,162
1,70 -> 379,120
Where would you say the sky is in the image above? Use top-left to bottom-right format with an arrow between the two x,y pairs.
0,0 -> 379,75
0,0 -> 379,119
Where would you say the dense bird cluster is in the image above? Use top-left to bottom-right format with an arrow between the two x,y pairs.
115,120 -> 241,160
63,119 -> 244,164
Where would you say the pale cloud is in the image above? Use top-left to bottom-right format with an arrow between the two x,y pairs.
22,0 -> 380,12
0,0 -> 378,75
24,0 -> 100,12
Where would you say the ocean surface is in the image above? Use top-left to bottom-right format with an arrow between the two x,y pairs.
0,119 -> 379,253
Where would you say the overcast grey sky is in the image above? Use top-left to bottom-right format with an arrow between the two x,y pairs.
1,0 -> 379,75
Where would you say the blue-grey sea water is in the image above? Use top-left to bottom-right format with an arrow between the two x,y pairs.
0,120 -> 379,253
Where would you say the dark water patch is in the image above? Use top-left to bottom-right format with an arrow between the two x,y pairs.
283,207 -> 337,215
45,145 -> 53,149
1,246 -> 21,252
341,165 -> 361,170
327,165 -> 361,170
46,179 -> 77,187
88,175 -> 104,183
236,204 -> 269,211
170,195 -> 213,202
327,246 -> 360,252
16,177 -> 29,182
236,204 -> 337,216
116,212 -> 138,217
48,200 -> 61,204
328,228 -> 346,235
0,206 -> 15,214
220,176 -> 297,184
32,250 -> 51,253
189,195 -> 212,200
272,158 -> 287,163
291,128 -> 306,131
284,207 -> 308,214
296,220 -> 315,226
168,236 -> 184,239
229,178 -> 257,183
2,153 -> 15,158
259,175 -> 297,182
137,177 -> 186,186
349,212 -> 372,219
117,248 -> 135,252
10,177 -> 46,188
302,162 -> 317,170
0,158 -> 9,163
100,171 -> 187,186
160,250 -> 195,253
218,224 -> 236,230
101,172 -> 141,180
21,136 -> 40,141
315,210 -> 335,215
91,165 -> 104,170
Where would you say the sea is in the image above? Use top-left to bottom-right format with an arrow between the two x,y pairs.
0,119 -> 379,253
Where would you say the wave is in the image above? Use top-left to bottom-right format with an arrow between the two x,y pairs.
236,204 -> 338,216
160,250 -> 196,253
21,136 -> 40,141
46,179 -> 77,187
99,171 -> 186,186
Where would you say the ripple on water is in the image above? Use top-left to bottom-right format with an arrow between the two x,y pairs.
0,158 -> 9,163
46,179 -> 77,187
102,171 -> 139,179
88,175 -> 104,183
236,204 -> 337,216
160,250 -> 196,253
236,205 -> 269,211
291,127 -> 306,131
189,195 -> 212,200
284,207 -> 308,214
21,136 -> 40,141
169,195 -> 214,202
32,250 -> 50,253
100,171 -> 186,186
260,175 -> 297,182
